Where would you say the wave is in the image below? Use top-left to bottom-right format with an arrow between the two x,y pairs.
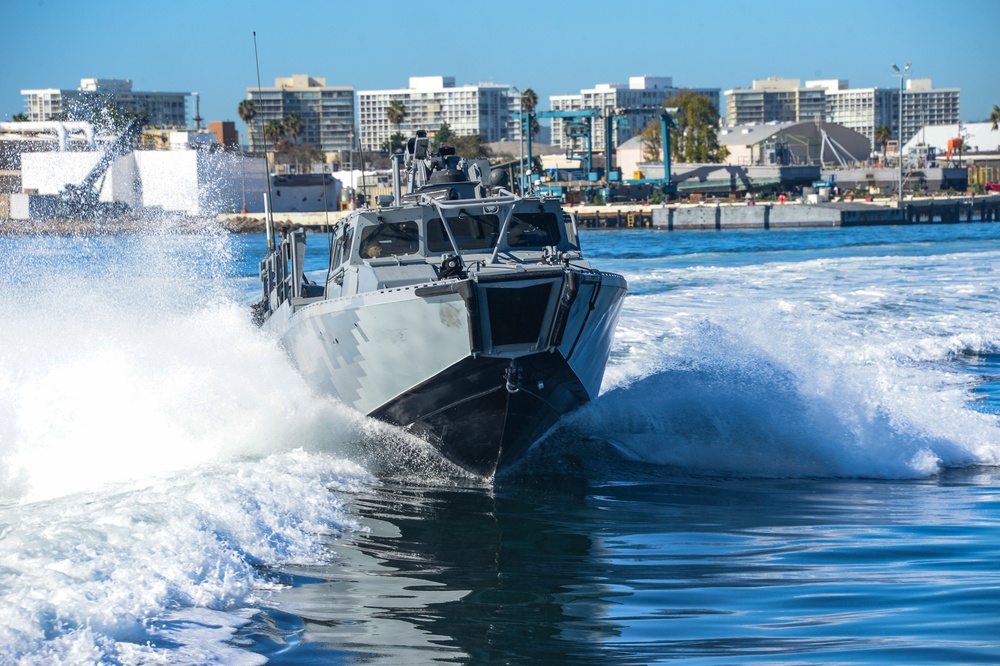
565,291 -> 1000,479
0,449 -> 371,665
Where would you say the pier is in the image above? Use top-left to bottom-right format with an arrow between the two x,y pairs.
571,195 -> 1000,231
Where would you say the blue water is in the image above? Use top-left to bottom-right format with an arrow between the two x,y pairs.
2,221 -> 1000,664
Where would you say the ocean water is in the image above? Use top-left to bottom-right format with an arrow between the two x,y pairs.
1,220 -> 999,664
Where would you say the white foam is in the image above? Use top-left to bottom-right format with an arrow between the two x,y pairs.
593,249 -> 1000,478
0,449 -> 371,664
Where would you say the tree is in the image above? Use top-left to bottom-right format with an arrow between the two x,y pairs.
991,104 -> 1000,131
263,119 -> 284,146
431,122 -> 455,151
11,112 -> 29,122
452,133 -> 492,159
283,112 -> 303,144
380,132 -> 406,153
237,99 -> 256,151
639,120 -> 662,162
519,88 -> 541,137
520,88 -> 538,114
664,91 -> 723,163
386,100 -> 408,132
874,125 -> 892,160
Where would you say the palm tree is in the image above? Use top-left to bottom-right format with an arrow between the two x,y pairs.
283,112 -> 304,144
519,88 -> 540,137
520,88 -> 538,114
385,100 -> 408,132
11,112 -> 29,122
990,104 -> 1000,131
263,119 -> 284,147
874,125 -> 892,161
237,99 -> 256,152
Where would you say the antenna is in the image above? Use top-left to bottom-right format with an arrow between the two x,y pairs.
192,92 -> 203,130
254,31 -> 276,251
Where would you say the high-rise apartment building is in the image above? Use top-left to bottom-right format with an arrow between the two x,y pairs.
724,78 -> 827,126
810,78 -> 959,148
549,76 -> 721,151
21,78 -> 188,127
246,74 -> 355,154
357,76 -> 513,152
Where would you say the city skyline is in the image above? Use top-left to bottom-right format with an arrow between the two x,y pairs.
4,0 -> 998,134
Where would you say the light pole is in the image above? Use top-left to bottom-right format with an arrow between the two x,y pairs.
891,62 -> 911,204
511,86 -> 525,193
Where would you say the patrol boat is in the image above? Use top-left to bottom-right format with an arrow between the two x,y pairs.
254,132 -> 627,477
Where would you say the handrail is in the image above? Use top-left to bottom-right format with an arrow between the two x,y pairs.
488,204 -> 517,265
418,195 -> 463,257
418,193 -> 520,210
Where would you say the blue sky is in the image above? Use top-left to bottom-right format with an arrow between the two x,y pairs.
4,0 -> 998,133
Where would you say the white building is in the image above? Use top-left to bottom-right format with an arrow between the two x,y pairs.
550,76 -> 721,152
21,78 -> 189,127
20,149 -> 267,216
357,76 -> 515,152
809,78 -> 960,150
902,122 -> 1000,158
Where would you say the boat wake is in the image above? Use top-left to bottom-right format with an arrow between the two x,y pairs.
541,310 -> 1000,480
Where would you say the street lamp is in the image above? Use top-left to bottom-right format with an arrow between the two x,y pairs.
510,86 -> 525,193
891,62 -> 911,204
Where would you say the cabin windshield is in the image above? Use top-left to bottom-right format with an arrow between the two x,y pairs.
359,221 -> 420,259
507,212 -> 562,247
427,214 -> 500,253
426,210 -> 564,254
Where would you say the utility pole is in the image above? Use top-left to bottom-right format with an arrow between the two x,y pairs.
891,63 -> 911,205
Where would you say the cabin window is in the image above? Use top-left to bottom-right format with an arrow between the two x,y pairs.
331,226 -> 354,268
507,212 -> 561,247
358,221 -> 420,258
427,214 -> 500,253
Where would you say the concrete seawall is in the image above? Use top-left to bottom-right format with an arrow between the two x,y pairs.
571,196 -> 1000,231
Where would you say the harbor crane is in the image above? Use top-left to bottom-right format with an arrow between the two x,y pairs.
522,107 -> 675,197
54,115 -> 145,219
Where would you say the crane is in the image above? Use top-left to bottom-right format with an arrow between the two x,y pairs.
526,107 -> 675,196
54,115 -> 145,219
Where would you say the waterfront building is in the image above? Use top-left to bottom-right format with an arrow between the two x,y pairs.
357,76 -> 513,152
549,76 -> 722,152
21,78 -> 188,127
724,78 -> 827,126
717,121 -> 871,168
246,74 -> 355,155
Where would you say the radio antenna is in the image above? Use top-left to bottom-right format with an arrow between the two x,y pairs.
253,31 -> 276,251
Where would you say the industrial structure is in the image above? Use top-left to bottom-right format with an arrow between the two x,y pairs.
11,124 -> 267,219
549,76 -> 721,152
246,74 -> 355,155
357,76 -> 514,152
20,78 -> 189,127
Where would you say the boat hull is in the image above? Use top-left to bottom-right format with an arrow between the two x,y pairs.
264,268 -> 626,476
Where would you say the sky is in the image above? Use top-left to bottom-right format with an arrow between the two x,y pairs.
3,0 -> 998,132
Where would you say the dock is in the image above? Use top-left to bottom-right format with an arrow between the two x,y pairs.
571,195 -> 1000,231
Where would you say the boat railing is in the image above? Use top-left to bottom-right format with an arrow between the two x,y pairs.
260,229 -> 311,313
417,191 -> 522,265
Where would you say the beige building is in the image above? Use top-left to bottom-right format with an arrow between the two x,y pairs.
246,74 -> 355,154
725,78 -> 827,126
